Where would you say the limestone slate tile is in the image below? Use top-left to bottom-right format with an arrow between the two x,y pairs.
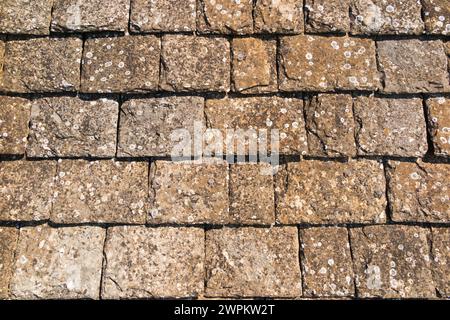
0,96 -> 31,155
254,0 -> 304,34
426,97 -> 450,157
431,227 -> 450,297
305,0 -> 351,33
422,0 -> 450,35
0,0 -> 52,35
0,227 -> 19,299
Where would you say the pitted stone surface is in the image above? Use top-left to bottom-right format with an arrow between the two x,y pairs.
305,0 -> 350,33
350,0 -> 424,35
51,0 -> 130,32
205,227 -> 302,297
354,96 -> 428,157
0,39 -> 4,86
350,225 -> 435,298
0,96 -> 30,155
386,160 -> 450,223
431,228 -> 450,297
229,163 -> 275,225
279,35 -> 380,91
232,38 -> 277,93
0,160 -> 56,221
160,35 -> 230,92
277,160 -> 387,224
254,0 -> 304,34
377,40 -> 449,93
118,97 -> 204,157
300,227 -> 354,297
305,94 -> 356,157
130,0 -> 196,32
423,0 -> 450,35
102,226 -> 204,299
0,0 -> 52,35
149,160 -> 229,224
81,36 -> 160,93
10,225 -> 105,299
197,0 -> 253,34
205,97 -> 307,155
2,38 -> 82,93
52,160 -> 148,224
426,97 -> 450,157
0,227 -> 19,299
27,97 -> 118,158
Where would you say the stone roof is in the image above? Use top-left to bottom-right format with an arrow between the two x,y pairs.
0,0 -> 449,300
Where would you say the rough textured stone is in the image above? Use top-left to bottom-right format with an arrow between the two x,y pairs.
305,0 -> 350,33
52,160 -> 148,224
205,97 -> 307,155
81,36 -> 160,93
229,163 -> 275,225
350,0 -> 424,35
0,39 -> 4,86
279,35 -> 380,91
0,0 -> 52,34
431,227 -> 450,297
10,225 -> 105,299
197,0 -> 253,34
51,0 -> 130,32
232,38 -> 277,93
377,40 -> 449,93
277,160 -> 387,224
423,0 -> 450,35
130,0 -> 196,32
305,94 -> 356,157
2,38 -> 82,93
300,227 -> 354,297
149,160 -> 229,224
160,35 -> 230,92
27,97 -> 118,158
205,227 -> 301,297
117,97 -> 204,157
0,227 -> 19,299
426,97 -> 450,157
0,160 -> 56,221
0,96 -> 31,155
386,160 -> 449,223
254,0 -> 304,34
350,225 -> 435,298
102,226 -> 204,299
354,96 -> 428,157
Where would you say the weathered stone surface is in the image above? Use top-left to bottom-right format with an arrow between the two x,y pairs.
0,160 -> 55,221
300,227 -> 354,297
279,35 -> 380,91
305,94 -> 356,157
446,41 -> 450,72
205,227 -> 301,297
0,0 -> 52,34
254,0 -> 304,34
197,0 -> 253,34
431,227 -> 450,297
160,35 -> 230,92
2,38 -> 82,93
232,38 -> 277,93
11,225 -> 105,299
354,96 -> 428,157
377,40 -> 449,93
277,160 -> 386,224
27,97 -> 118,158
0,96 -> 30,155
52,160 -> 148,224
305,0 -> 350,33
102,226 -> 204,299
386,160 -> 449,223
423,0 -> 450,35
205,97 -> 307,155
51,0 -> 130,32
130,0 -> 196,32
426,97 -> 450,157
0,227 -> 19,299
117,97 -> 204,157
81,36 -> 160,93
149,160 -> 229,224
0,39 -> 4,87
229,163 -> 275,225
350,0 -> 424,35
350,225 -> 435,298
